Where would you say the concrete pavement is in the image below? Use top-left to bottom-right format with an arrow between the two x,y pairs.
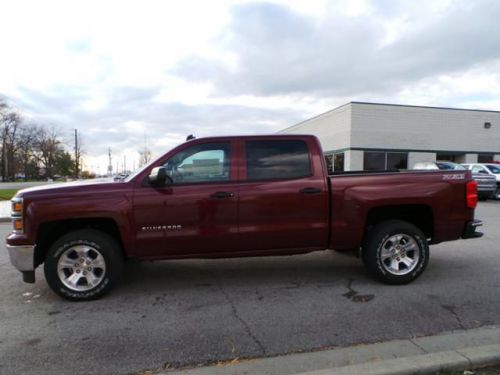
0,200 -> 10,222
161,325 -> 500,375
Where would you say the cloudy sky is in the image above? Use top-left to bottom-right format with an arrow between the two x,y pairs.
1,0 -> 500,173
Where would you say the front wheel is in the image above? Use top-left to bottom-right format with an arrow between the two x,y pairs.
494,186 -> 500,200
362,220 -> 429,285
44,229 -> 124,301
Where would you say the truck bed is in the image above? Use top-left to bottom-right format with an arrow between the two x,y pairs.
328,169 -> 474,250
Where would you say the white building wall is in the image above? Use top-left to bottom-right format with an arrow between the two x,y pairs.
279,101 -> 500,171
350,103 -> 500,153
460,154 -> 478,163
345,150 -> 363,170
279,104 -> 352,152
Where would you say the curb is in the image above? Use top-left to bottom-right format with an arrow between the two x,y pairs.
300,344 -> 500,375
161,325 -> 500,375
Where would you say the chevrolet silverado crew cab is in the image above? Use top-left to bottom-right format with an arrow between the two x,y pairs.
7,135 -> 483,300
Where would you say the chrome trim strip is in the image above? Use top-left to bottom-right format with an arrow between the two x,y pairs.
7,244 -> 35,271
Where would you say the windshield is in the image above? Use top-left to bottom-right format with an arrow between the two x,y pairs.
485,164 -> 500,174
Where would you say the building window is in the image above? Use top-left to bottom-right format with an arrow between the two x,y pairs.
334,152 -> 345,172
363,151 -> 408,170
364,152 -> 385,170
387,152 -> 408,169
478,154 -> 494,163
324,154 -> 333,174
436,153 -> 467,162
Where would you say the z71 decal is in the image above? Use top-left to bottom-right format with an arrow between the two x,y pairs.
442,174 -> 465,180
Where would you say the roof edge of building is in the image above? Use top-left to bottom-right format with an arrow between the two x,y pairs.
279,102 -> 353,132
350,101 -> 500,114
280,100 -> 500,134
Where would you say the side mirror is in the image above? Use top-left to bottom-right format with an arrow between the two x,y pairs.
148,167 -> 172,186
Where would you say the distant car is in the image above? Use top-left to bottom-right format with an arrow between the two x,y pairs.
413,161 -> 497,200
462,163 -> 500,200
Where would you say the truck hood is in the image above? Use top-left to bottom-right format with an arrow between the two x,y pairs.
15,178 -> 126,198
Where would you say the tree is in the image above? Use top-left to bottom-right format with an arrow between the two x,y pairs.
16,123 -> 40,180
0,95 -> 84,181
55,151 -> 74,177
34,127 -> 66,179
138,147 -> 152,168
0,99 -> 23,181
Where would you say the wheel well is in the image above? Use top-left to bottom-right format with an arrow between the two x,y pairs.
365,205 -> 434,239
35,218 -> 126,267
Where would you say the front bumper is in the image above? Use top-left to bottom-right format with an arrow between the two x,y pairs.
462,220 -> 483,239
7,244 -> 35,271
477,186 -> 496,192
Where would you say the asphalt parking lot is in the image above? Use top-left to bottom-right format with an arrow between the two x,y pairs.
1,201 -> 499,375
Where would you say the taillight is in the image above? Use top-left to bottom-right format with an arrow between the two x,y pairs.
466,180 -> 478,208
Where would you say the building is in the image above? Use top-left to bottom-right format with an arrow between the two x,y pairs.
280,102 -> 500,172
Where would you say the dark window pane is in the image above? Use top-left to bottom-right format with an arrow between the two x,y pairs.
436,154 -> 454,162
163,142 -> 230,184
436,153 -> 465,162
387,152 -> 408,169
334,153 -> 345,172
325,154 -> 333,174
246,140 -> 311,180
478,154 -> 494,163
364,152 -> 385,170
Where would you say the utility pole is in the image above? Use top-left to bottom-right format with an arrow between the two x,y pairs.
74,129 -> 79,179
107,148 -> 112,176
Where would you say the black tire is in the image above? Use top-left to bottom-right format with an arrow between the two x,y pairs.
494,186 -> 500,200
478,193 -> 489,201
362,220 -> 429,285
44,229 -> 124,301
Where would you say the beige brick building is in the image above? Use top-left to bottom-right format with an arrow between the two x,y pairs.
280,102 -> 500,172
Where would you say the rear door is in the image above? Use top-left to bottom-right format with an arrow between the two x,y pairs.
237,137 -> 329,252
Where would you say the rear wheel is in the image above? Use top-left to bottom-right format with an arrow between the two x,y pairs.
44,229 -> 124,301
362,220 -> 429,285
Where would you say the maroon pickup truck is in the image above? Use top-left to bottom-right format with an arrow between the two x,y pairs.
7,135 -> 483,300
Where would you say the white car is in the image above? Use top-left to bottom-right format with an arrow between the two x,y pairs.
462,163 -> 500,200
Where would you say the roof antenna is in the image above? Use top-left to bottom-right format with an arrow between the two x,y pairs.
186,134 -> 195,141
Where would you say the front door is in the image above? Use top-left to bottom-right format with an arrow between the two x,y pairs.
133,140 -> 239,257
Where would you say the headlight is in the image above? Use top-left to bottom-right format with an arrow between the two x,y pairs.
11,197 -> 23,233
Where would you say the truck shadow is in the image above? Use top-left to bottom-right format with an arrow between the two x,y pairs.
117,250 -> 366,294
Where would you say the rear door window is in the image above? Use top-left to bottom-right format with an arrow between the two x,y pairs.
245,140 -> 311,181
